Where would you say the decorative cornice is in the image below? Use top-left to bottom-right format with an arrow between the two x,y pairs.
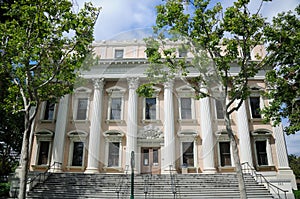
127,77 -> 139,90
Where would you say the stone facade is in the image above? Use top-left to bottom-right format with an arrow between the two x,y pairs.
28,40 -> 297,195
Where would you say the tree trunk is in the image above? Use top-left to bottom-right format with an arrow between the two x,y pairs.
18,110 -> 31,199
225,112 -> 247,199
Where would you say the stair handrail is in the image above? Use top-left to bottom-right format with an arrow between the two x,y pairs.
27,161 -> 62,192
241,162 -> 288,199
115,164 -> 129,198
169,165 -> 177,198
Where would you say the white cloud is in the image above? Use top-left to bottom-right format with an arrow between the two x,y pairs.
286,133 -> 300,156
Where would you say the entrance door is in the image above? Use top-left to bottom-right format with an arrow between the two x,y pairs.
141,147 -> 160,174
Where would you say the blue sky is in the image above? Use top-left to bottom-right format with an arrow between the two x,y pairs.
75,0 -> 299,155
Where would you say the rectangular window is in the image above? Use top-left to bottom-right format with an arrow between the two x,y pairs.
37,141 -> 50,165
180,98 -> 192,119
110,97 -> 122,120
215,100 -> 224,119
145,98 -> 156,120
153,148 -> 159,166
76,98 -> 88,120
143,148 -> 149,166
250,97 -> 261,118
114,49 -> 124,58
256,141 -> 268,166
72,142 -> 84,166
182,142 -> 194,167
219,142 -> 231,166
44,101 -> 55,120
108,142 -> 120,167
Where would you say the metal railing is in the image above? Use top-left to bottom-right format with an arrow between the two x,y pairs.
169,165 -> 177,199
241,162 -> 288,199
27,162 -> 62,192
115,165 -> 130,199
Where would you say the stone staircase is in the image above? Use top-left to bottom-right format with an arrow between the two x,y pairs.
26,173 -> 274,199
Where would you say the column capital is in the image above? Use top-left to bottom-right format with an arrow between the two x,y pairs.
92,78 -> 105,90
164,79 -> 174,90
127,77 -> 139,90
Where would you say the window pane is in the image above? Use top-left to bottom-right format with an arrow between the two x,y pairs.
220,142 -> 231,166
181,98 -> 192,119
256,141 -> 268,166
115,49 -> 124,58
108,142 -> 120,167
76,98 -> 88,120
182,142 -> 194,167
215,100 -> 224,119
110,98 -> 122,120
143,149 -> 149,166
145,98 -> 156,120
38,141 -> 50,165
250,97 -> 261,118
72,142 -> 84,166
44,101 -> 55,120
153,148 -> 159,165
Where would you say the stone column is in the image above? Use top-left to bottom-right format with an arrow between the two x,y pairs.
126,77 -> 139,168
85,78 -> 104,173
51,94 -> 69,172
162,80 -> 176,172
273,124 -> 290,169
200,88 -> 216,173
237,100 -> 253,166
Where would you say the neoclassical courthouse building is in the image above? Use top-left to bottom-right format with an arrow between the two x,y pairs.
28,40 -> 296,192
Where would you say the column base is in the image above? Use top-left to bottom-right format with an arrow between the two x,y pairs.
85,167 -> 100,174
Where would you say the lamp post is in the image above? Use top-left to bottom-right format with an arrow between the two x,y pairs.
130,151 -> 135,199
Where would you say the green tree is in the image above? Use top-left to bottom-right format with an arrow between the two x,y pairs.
263,5 -> 300,135
288,154 -> 300,179
138,0 -> 270,198
0,1 -> 100,198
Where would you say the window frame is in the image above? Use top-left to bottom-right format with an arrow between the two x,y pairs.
114,48 -> 124,59
103,130 -> 124,168
142,86 -> 161,123
178,131 -> 198,168
176,85 -> 196,123
72,87 -> 92,122
215,131 -> 234,168
40,101 -> 56,122
248,86 -> 265,120
106,86 -> 126,123
214,99 -> 225,120
67,131 -> 87,170
34,130 -> 54,167
251,130 -> 274,167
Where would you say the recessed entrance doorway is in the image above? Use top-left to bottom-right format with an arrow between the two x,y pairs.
141,147 -> 161,174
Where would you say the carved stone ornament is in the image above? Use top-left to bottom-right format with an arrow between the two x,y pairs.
127,77 -> 139,90
92,78 -> 104,90
138,124 -> 163,139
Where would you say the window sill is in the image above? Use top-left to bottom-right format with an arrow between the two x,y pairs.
71,120 -> 90,124
31,165 -> 49,170
105,120 -> 125,124
218,166 -> 235,172
39,120 -> 56,124
142,119 -> 161,124
178,119 -> 197,124
250,118 -> 263,122
103,167 -> 123,173
66,166 -> 85,171
256,165 -> 276,171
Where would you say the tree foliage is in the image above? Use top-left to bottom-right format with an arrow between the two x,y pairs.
288,154 -> 300,179
263,5 -> 300,135
0,1 -> 100,198
139,0 -> 270,198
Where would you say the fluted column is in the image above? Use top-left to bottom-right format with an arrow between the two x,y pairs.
162,80 -> 176,172
237,100 -> 253,166
126,77 -> 139,168
273,124 -> 290,169
85,78 -> 104,173
200,88 -> 216,173
51,94 -> 69,172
